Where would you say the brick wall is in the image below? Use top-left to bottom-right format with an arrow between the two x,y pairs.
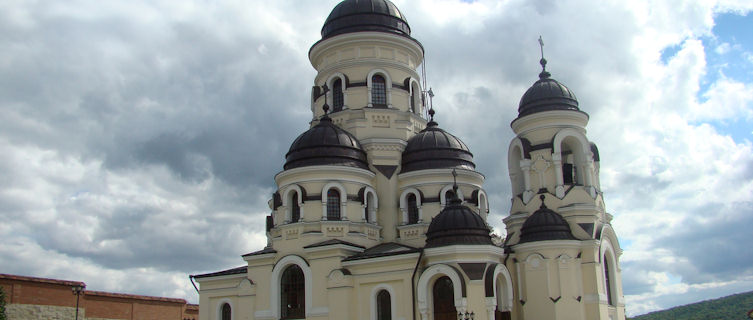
0,274 -> 198,320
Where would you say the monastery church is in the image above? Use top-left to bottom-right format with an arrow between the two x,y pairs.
193,1 -> 625,319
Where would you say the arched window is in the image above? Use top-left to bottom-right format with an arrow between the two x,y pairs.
221,303 -> 231,320
410,82 -> 421,114
494,270 -> 513,320
604,258 -> 614,306
445,190 -> 456,201
410,88 -> 416,113
281,265 -> 305,319
333,78 -> 344,112
365,192 -> 374,223
327,189 -> 341,220
377,290 -> 391,320
509,144 -> 525,196
372,75 -> 387,107
291,192 -> 300,222
407,194 -> 419,224
562,152 -> 577,185
558,137 -> 586,186
432,276 -> 456,320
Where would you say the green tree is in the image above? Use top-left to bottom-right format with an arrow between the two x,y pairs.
0,285 -> 7,320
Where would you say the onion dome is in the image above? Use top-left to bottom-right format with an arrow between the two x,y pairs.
321,0 -> 411,40
401,109 -> 475,173
426,182 -> 492,248
284,115 -> 368,170
517,55 -> 580,117
519,195 -> 575,243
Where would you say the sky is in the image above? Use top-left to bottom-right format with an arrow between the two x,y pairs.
1,0 -> 752,317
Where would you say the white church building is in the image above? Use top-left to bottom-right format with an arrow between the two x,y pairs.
192,1 -> 626,319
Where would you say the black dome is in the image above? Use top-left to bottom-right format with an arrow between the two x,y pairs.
284,116 -> 368,170
401,121 -> 475,173
426,194 -> 492,248
321,0 -> 411,40
519,195 -> 575,243
518,71 -> 579,117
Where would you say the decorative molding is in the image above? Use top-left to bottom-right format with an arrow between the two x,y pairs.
424,245 -> 505,257
275,165 -> 375,184
398,168 -> 485,181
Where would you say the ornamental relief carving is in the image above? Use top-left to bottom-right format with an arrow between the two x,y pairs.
364,144 -> 404,152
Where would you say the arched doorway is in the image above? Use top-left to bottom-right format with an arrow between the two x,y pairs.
281,265 -> 305,319
433,276 -> 456,320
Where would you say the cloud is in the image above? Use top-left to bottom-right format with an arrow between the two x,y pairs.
1,0 -> 752,316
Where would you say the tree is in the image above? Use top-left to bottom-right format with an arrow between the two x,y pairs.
0,285 -> 7,320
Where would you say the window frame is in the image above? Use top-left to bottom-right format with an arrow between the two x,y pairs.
327,189 -> 341,220
281,265 -> 306,319
332,78 -> 344,112
407,194 -> 419,225
371,75 -> 387,107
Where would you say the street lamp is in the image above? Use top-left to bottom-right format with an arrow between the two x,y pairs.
458,311 -> 475,320
72,284 -> 85,320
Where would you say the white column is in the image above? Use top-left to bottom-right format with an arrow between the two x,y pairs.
520,159 -> 534,203
584,155 -> 597,198
340,201 -> 347,220
552,153 -> 565,198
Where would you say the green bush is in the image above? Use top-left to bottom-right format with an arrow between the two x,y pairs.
0,285 -> 7,320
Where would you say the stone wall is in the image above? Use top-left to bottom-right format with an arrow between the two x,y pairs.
6,303 -> 84,320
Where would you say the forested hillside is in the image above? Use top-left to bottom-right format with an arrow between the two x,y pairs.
630,291 -> 753,320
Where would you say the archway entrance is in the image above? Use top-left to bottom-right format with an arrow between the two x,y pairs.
432,276 -> 456,320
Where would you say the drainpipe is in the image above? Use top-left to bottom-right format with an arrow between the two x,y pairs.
189,275 -> 200,294
411,249 -> 424,320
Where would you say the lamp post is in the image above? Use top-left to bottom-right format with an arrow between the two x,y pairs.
458,311 -> 475,320
72,284 -> 85,320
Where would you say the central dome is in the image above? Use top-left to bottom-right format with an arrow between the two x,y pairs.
321,0 -> 411,40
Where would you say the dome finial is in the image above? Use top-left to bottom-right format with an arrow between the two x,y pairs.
427,88 -> 437,126
539,194 -> 547,209
538,36 -> 551,79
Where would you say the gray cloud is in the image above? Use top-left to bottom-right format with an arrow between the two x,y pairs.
1,0 -> 752,315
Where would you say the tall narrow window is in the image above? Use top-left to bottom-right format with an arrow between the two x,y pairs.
281,265 -> 305,319
407,194 -> 419,224
604,258 -> 614,306
221,303 -> 231,320
377,290 -> 392,320
333,79 -> 344,112
365,193 -> 374,223
291,192 -> 300,222
327,189 -> 341,220
372,75 -> 387,106
410,88 -> 416,113
563,163 -> 574,184
432,276 -> 456,320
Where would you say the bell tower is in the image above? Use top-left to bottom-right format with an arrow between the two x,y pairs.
503,39 -> 626,320
305,0 -> 429,242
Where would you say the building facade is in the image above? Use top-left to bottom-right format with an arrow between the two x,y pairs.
193,1 -> 625,319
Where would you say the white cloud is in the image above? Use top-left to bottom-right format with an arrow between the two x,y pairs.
1,0 -> 752,317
